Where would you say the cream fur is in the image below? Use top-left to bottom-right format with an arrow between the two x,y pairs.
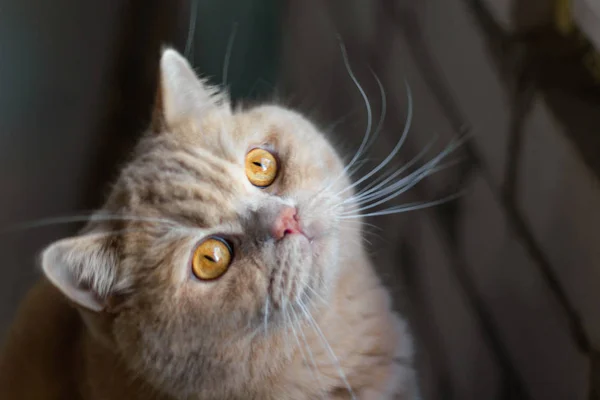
0,48 -> 419,399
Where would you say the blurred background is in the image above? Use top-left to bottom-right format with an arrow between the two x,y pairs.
1,0 -> 600,399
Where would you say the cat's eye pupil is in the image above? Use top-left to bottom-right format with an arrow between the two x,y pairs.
252,161 -> 262,167
204,255 -> 215,262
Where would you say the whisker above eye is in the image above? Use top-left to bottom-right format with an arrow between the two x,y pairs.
307,49 -> 389,206
334,37 -> 373,181
363,68 -> 387,154
184,0 -> 199,61
335,80 -> 413,199
312,37 -> 374,198
313,61 -> 389,206
222,21 -> 239,89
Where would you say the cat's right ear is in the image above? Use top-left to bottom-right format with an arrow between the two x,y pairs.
40,234 -> 126,313
151,47 -> 229,132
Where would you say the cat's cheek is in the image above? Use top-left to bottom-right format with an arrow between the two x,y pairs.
311,233 -> 342,288
311,226 -> 339,257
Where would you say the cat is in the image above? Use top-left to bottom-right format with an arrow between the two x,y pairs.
0,48 -> 420,399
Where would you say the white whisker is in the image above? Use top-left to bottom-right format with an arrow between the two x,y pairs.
335,37 -> 373,177
305,286 -> 355,333
222,22 -> 239,88
337,219 -> 382,231
282,305 -> 295,357
348,134 -> 439,204
298,298 -> 356,400
348,157 -> 460,213
336,81 -> 413,198
343,138 -> 462,213
346,158 -> 377,179
324,109 -> 359,135
75,228 -> 164,238
363,68 -> 387,153
184,0 -> 199,61
263,297 -> 270,336
0,212 -> 191,235
315,37 -> 373,198
305,285 -> 328,306
340,190 -> 465,219
286,307 -> 309,364
290,306 -> 325,398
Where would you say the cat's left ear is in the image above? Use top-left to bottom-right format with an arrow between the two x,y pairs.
40,233 -> 127,312
152,47 -> 229,131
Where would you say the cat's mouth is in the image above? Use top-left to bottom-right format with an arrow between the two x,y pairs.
280,227 -> 312,242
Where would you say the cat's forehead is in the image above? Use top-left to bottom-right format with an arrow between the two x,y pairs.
147,105 -> 316,163
234,105 -> 316,140
111,104 -> 341,227
194,105 -> 322,152
158,104 -> 339,175
114,142 -> 242,229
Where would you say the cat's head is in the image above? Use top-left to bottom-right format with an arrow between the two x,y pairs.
40,48 -> 362,395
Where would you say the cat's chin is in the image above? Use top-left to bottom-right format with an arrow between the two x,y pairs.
282,231 -> 312,248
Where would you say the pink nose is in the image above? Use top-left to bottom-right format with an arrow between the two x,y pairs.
272,206 -> 302,240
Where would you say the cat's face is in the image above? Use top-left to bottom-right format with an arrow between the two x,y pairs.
112,102 -> 355,336
41,49 -> 361,395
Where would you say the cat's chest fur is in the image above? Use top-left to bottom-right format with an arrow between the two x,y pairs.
0,258 -> 416,400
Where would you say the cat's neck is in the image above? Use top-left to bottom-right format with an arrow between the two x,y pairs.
80,313 -> 294,399
79,278 -> 361,400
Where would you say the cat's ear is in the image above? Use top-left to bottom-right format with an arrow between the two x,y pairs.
152,47 -> 228,131
41,234 -> 125,312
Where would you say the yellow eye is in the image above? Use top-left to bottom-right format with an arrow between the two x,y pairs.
245,148 -> 278,187
192,238 -> 232,280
